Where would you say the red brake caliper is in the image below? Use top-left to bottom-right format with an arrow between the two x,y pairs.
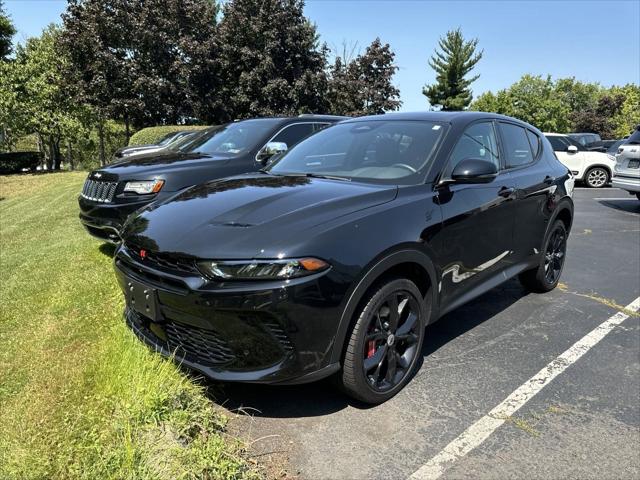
367,340 -> 376,358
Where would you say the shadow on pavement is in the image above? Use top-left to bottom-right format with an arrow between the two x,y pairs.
597,198 -> 640,214
204,279 -> 528,419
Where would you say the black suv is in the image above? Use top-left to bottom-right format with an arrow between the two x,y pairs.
79,115 -> 345,242
116,112 -> 574,404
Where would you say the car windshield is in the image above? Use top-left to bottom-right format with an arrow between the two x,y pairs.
158,132 -> 181,146
268,120 -> 447,184
172,120 -> 278,155
626,127 -> 640,145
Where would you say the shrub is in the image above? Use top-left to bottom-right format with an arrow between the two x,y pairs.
128,125 -> 210,146
0,151 -> 42,174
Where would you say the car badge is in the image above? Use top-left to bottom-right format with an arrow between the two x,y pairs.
140,249 -> 147,259
94,172 -> 102,179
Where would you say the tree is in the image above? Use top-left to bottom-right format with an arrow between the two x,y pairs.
571,93 -> 625,138
60,0 -> 219,163
423,28 -> 483,111
327,38 -> 401,116
0,0 -> 15,60
216,0 -> 329,120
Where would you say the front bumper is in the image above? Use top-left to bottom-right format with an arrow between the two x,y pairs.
612,174 -> 640,193
78,195 -> 158,242
113,248 -> 344,384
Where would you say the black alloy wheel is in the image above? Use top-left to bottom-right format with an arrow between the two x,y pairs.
519,220 -> 568,292
340,278 -> 426,404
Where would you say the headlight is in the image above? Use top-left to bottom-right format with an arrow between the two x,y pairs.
124,179 -> 164,194
607,154 -> 616,161
197,258 -> 329,280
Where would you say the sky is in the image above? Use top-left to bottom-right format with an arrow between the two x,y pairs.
5,0 -> 640,111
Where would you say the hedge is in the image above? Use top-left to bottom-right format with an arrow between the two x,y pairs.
128,125 -> 210,146
0,151 -> 42,174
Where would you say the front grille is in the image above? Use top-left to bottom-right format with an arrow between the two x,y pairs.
127,308 -> 235,366
164,321 -> 235,365
81,179 -> 118,203
126,246 -> 200,275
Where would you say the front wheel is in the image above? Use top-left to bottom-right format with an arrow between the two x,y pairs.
339,278 -> 426,404
584,167 -> 609,188
519,220 -> 568,293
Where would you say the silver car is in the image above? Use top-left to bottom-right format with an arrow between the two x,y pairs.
612,125 -> 640,200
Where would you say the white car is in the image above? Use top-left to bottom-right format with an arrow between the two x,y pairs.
612,125 -> 640,200
544,133 -> 616,188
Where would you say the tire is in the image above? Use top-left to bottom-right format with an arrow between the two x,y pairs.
584,167 -> 609,188
519,220 -> 568,293
339,278 -> 426,404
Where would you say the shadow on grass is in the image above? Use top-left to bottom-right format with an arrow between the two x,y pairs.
99,242 -> 117,257
200,278 -> 528,419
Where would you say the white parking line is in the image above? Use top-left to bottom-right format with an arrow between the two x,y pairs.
409,296 -> 640,480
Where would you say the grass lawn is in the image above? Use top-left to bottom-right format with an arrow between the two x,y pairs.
0,172 -> 257,479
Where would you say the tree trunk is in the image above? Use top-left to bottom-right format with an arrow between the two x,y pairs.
36,133 -> 46,170
124,114 -> 131,144
45,136 -> 53,171
52,136 -> 62,170
67,139 -> 74,171
98,121 -> 106,166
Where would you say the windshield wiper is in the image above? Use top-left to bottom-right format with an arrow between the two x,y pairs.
305,173 -> 351,182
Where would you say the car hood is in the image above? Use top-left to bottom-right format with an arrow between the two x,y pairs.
121,173 -> 398,259
101,150 -> 235,175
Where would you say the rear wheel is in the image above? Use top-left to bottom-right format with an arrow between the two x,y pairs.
519,220 -> 568,292
340,278 -> 426,404
584,167 -> 609,188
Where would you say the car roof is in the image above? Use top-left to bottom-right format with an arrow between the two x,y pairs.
234,115 -> 348,125
341,110 -> 528,125
543,132 -> 566,136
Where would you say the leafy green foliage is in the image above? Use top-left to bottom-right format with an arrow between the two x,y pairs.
0,173 -> 257,479
60,0 -> 220,128
327,38 -> 401,116
216,0 -> 329,119
423,28 -> 483,111
471,75 -> 639,137
128,125 -> 209,146
0,151 -> 41,174
0,0 -> 15,60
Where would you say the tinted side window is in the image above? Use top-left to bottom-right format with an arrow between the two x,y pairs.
312,122 -> 331,132
546,136 -> 566,151
526,130 -> 540,158
445,122 -> 500,177
271,123 -> 315,147
500,123 -> 533,167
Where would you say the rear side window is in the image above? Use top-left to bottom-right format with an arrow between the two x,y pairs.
445,121 -> 500,177
526,130 -> 541,159
546,136 -> 567,151
500,123 -> 534,168
271,123 -> 315,147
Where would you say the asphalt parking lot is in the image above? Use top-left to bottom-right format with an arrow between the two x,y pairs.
216,187 -> 640,480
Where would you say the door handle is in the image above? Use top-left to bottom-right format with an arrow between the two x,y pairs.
498,187 -> 515,198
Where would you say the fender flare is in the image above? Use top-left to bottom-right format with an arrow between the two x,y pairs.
329,249 -> 439,365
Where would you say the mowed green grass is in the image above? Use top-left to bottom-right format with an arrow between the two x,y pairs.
0,173 -> 256,479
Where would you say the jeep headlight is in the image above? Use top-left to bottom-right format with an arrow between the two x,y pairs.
123,179 -> 164,194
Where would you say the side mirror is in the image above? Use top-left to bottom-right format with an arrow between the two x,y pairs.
257,141 -> 288,164
450,158 -> 498,184
567,145 -> 578,153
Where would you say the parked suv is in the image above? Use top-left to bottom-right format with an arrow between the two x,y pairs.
568,132 -> 601,147
545,133 -> 616,187
113,130 -> 197,160
115,112 -> 574,404
79,115 -> 345,242
612,125 -> 640,199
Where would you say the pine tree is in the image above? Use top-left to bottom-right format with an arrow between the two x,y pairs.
423,28 -> 483,111
0,0 -> 16,60
216,0 -> 329,120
